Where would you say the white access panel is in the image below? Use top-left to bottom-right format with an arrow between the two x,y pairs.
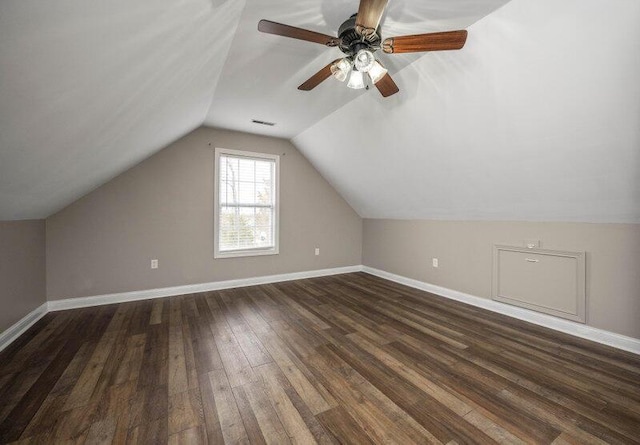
492,245 -> 586,323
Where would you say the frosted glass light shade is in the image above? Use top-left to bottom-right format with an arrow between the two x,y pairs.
368,60 -> 388,84
354,49 -> 375,72
347,70 -> 365,89
330,58 -> 352,82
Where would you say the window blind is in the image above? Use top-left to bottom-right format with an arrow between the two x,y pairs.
218,154 -> 276,253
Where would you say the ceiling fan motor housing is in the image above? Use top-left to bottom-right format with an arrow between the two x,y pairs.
338,13 -> 381,57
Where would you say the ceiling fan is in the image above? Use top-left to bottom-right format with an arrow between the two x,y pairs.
257,0 -> 468,97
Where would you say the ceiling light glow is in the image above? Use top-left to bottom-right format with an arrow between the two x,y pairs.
331,58 -> 352,82
347,69 -> 366,89
354,49 -> 375,73
368,60 -> 388,84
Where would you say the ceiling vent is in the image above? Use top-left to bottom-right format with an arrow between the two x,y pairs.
252,119 -> 276,126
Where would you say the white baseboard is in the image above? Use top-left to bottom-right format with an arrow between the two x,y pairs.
0,303 -> 48,353
48,265 -> 363,311
362,266 -> 640,355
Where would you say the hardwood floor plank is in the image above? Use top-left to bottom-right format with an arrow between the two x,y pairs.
322,336 -> 502,443
127,416 -> 167,444
232,384 -> 267,445
0,336 -> 81,442
1,273 -> 639,444
128,300 -> 153,335
219,296 -> 273,367
2,307 -> 117,442
383,339 -> 554,441
149,299 -> 164,325
0,316 -> 73,421
168,425 -> 207,445
208,305 -> 257,388
168,315 -> 189,396
208,369 -> 250,444
257,362 -> 338,445
99,381 -> 136,442
136,323 -> 169,389
168,389 -> 205,436
197,371 -> 225,444
255,363 -> 318,445
234,294 -> 273,335
260,333 -> 336,415
496,388 -> 612,445
265,283 -> 331,331
0,314 -> 55,369
84,416 -> 117,445
0,311 -> 71,377
305,347 -> 440,445
128,386 -> 166,429
316,406 -> 376,445
113,334 -> 146,385
179,315 -> 202,390
240,380 -> 291,444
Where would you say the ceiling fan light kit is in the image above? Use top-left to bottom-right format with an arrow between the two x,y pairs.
347,69 -> 366,90
330,58 -> 352,82
257,0 -> 468,97
330,59 -> 387,91
367,60 -> 388,84
354,49 -> 375,72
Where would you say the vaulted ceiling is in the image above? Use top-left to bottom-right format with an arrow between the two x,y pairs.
1,0 -> 638,223
294,0 -> 640,222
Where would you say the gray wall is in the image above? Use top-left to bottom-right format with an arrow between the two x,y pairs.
46,127 -> 362,300
0,220 -> 46,333
363,219 -> 640,339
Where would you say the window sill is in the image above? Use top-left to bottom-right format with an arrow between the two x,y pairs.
214,248 -> 279,259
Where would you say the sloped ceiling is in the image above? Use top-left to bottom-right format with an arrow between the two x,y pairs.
293,0 -> 640,223
0,0 -> 245,220
0,0 -> 508,220
2,0 -> 638,223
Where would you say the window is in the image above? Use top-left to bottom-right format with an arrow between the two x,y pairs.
214,148 -> 279,258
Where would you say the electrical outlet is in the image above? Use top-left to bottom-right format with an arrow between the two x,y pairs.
151,259 -> 158,269
432,258 -> 439,268
315,247 -> 320,256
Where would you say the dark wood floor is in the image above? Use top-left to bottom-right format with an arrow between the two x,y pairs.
1,273 -> 639,444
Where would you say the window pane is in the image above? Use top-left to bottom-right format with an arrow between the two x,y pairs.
220,182 -> 235,205
255,161 -> 272,183
217,152 -> 277,254
256,207 -> 272,229
238,182 -> 255,205
256,181 -> 271,205
219,205 -> 274,251
238,159 -> 255,182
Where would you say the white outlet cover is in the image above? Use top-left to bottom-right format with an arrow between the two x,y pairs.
151,259 -> 158,269
432,258 -> 439,268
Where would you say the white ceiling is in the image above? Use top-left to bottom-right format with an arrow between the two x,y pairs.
0,0 -> 245,219
0,0 -> 508,219
204,0 -> 510,138
293,0 -> 640,222
2,0 -> 638,223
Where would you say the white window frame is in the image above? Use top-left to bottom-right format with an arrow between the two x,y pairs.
214,147 -> 280,259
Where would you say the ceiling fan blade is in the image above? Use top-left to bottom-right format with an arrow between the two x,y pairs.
355,0 -> 388,35
382,30 -> 468,54
375,73 -> 399,97
298,60 -> 341,91
258,20 -> 339,46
